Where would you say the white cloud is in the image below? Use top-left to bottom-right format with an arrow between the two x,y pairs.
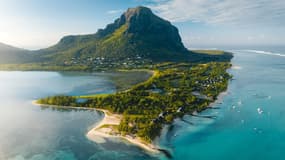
107,9 -> 123,15
150,0 -> 285,26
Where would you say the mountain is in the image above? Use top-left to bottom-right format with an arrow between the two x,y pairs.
0,6 -> 232,65
38,6 -> 191,63
0,43 -> 33,64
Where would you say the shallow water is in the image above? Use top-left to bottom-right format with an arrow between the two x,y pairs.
159,48 -> 285,160
0,72 -> 157,160
1,47 -> 285,160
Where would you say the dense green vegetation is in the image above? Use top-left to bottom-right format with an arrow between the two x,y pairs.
37,62 -> 232,142
0,50 -> 232,71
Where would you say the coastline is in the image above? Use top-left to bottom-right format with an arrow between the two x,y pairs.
31,78 -> 230,155
208,89 -> 229,108
32,83 -> 229,155
86,109 -> 160,153
31,63 -> 231,155
32,100 -> 160,153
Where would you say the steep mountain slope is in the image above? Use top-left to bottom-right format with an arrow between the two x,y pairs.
0,6 -> 232,65
0,43 -> 33,64
38,6 -> 190,63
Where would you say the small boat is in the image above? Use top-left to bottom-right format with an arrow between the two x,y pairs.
257,108 -> 263,114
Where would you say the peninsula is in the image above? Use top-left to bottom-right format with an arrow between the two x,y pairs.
36,62 -> 232,153
27,6 -> 232,154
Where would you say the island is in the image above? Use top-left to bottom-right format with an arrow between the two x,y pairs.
0,6 -> 233,155
35,61 -> 232,153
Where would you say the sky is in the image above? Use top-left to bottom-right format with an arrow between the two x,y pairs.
0,0 -> 285,50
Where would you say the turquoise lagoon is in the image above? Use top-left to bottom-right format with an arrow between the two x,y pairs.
0,72 -> 157,160
159,47 -> 285,160
0,47 -> 284,160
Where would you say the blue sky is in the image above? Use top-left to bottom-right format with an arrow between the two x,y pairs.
0,0 -> 284,49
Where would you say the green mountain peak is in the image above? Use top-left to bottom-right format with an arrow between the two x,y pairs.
0,6 -> 232,65
38,6 -> 189,62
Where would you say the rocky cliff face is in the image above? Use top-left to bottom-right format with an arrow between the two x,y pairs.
0,6 -> 233,65
38,6 -> 189,62
98,6 -> 187,55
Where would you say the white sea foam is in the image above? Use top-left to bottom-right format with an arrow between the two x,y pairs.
232,65 -> 242,70
242,50 -> 285,57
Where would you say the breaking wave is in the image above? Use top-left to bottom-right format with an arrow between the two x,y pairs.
242,50 -> 285,57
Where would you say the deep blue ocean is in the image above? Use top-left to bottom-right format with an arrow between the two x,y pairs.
0,46 -> 284,160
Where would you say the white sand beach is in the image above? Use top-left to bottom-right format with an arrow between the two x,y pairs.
86,109 -> 160,153
32,101 -> 159,153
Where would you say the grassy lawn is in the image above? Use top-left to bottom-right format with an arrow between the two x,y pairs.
192,50 -> 226,55
76,93 -> 111,99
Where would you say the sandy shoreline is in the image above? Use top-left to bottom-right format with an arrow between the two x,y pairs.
32,100 -> 160,153
207,90 -> 229,108
86,109 -> 159,153
32,88 -> 229,154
